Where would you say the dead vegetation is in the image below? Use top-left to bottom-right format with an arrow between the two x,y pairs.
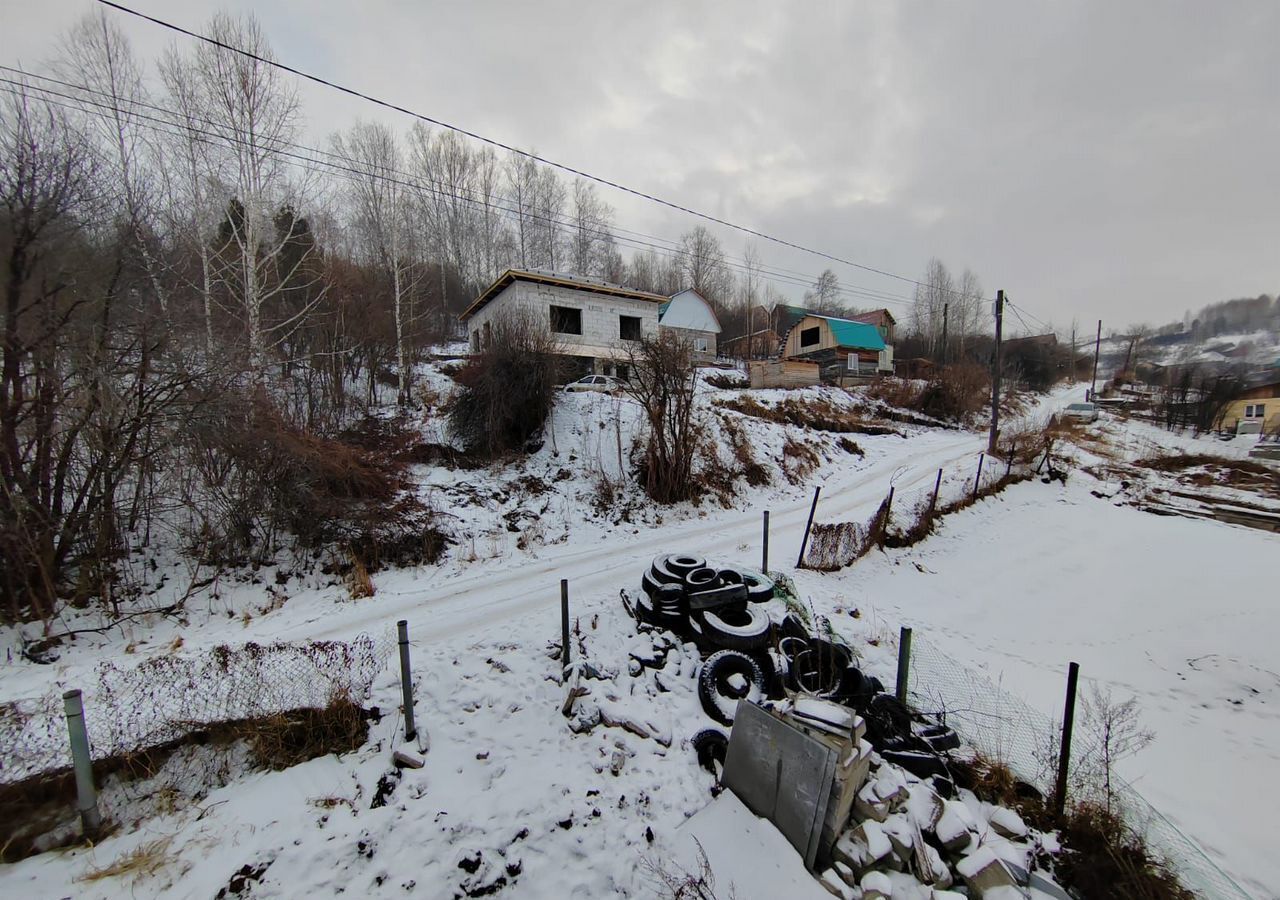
1135,453 -> 1280,495
447,308 -> 560,459
781,435 -> 822,484
79,836 -> 176,884
703,371 -> 748,390
186,395 -> 449,574
714,394 -> 900,436
1056,803 -> 1194,900
626,334 -> 701,504
864,364 -> 992,423
953,756 -> 1193,899
0,694 -> 372,863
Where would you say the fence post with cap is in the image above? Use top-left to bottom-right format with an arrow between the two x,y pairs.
762,510 -> 770,573
62,689 -> 101,835
397,620 -> 417,742
895,627 -> 913,706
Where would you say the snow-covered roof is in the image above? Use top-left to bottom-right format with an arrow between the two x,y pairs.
659,288 -> 722,333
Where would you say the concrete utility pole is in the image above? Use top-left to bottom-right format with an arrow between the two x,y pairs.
1089,319 -> 1102,401
988,290 -> 1004,454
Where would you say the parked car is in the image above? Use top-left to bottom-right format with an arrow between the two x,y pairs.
563,374 -> 623,394
1063,402 -> 1099,422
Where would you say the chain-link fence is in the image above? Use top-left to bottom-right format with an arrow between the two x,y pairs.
905,633 -> 1255,899
802,452 -> 1024,571
0,628 -> 396,786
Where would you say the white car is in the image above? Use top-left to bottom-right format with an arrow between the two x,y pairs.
563,375 -> 623,394
1063,402 -> 1099,422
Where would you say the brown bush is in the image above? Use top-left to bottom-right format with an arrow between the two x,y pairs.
1056,802 -> 1194,900
186,391 -> 446,568
916,363 -> 991,422
863,376 -> 925,410
446,308 -> 559,459
626,334 -> 700,504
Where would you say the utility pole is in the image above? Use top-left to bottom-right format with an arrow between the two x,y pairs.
1070,322 -> 1077,382
940,303 -> 949,366
988,290 -> 1004,454
1089,319 -> 1102,401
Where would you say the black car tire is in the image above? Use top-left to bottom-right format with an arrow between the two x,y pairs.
690,728 -> 729,778
697,650 -> 766,725
697,604 -> 772,651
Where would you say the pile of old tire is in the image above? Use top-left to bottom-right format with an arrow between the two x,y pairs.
634,554 -> 779,727
636,554 -> 775,647
771,613 -> 883,709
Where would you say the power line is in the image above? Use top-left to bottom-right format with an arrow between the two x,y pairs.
3,68 -> 921,312
95,0 -> 987,304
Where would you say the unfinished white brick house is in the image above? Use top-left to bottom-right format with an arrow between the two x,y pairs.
460,270 -> 666,379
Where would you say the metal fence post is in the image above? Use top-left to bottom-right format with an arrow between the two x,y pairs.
928,468 -> 943,519
762,510 -> 770,573
972,453 -> 985,500
796,485 -> 822,568
62,689 -> 101,835
1006,443 -> 1016,478
397,620 -> 417,742
1055,661 -> 1080,819
878,486 -> 895,549
895,627 -> 913,705
560,579 -> 571,669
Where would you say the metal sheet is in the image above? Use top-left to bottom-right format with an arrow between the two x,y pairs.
721,700 -> 837,870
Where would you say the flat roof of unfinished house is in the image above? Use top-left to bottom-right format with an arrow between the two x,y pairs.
459,269 -> 667,321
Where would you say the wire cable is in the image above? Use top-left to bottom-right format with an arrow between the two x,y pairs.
95,0 -> 990,303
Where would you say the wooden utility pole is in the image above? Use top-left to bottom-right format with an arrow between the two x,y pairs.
940,303 -> 949,365
1089,319 -> 1102,401
988,291 -> 1004,454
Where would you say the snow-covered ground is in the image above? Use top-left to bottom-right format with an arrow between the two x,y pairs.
2,380 -> 1275,898
800,431 -> 1279,896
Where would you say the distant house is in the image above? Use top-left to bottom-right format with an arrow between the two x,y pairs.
726,305 -> 896,363
459,269 -> 664,379
658,288 -> 721,361
849,309 -> 897,346
1221,374 -> 1280,434
781,313 -> 892,382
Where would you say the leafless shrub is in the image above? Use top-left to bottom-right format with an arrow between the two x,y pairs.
1075,684 -> 1155,816
447,307 -> 559,459
642,840 -> 735,899
916,363 -> 991,422
625,333 -> 699,503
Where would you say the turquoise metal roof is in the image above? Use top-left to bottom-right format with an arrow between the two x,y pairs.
821,315 -> 886,351
658,301 -> 671,317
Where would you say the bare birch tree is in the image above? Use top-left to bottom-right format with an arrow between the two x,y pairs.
331,120 -> 418,405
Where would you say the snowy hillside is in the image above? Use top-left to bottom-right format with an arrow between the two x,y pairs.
1,374 -> 1275,899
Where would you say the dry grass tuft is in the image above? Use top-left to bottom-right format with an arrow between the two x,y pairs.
80,836 -> 174,884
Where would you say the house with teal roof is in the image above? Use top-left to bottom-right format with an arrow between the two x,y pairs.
781,313 -> 894,382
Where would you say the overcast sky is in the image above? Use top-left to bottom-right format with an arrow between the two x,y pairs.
4,1 -> 1278,334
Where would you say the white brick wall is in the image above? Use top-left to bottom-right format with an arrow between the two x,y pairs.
466,280 -> 660,357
